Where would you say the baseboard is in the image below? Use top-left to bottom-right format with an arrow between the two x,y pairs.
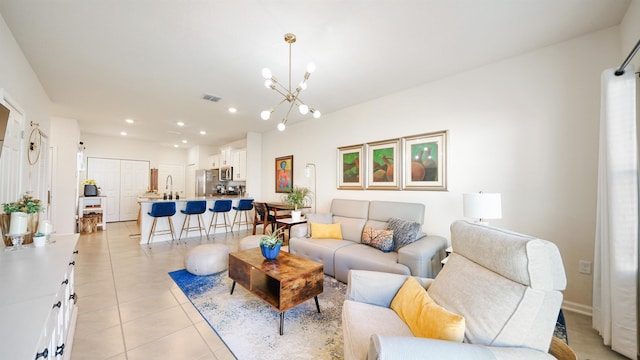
562,300 -> 592,316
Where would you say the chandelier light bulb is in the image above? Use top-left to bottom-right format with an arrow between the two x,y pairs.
260,110 -> 271,120
299,104 -> 309,115
307,63 -> 316,73
299,81 -> 307,90
264,79 -> 273,88
313,110 -> 321,119
262,68 -> 272,79
277,122 -> 286,131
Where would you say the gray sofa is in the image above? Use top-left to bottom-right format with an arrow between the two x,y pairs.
289,198 -> 447,283
342,220 -> 567,359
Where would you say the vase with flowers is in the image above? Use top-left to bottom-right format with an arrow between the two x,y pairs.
1,193 -> 43,246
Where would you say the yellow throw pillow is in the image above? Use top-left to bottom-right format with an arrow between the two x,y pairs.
310,222 -> 343,239
390,277 -> 465,342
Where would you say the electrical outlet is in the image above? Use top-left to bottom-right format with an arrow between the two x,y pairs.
579,260 -> 592,275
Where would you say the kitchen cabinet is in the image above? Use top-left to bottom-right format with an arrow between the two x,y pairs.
0,234 -> 79,360
78,196 -> 107,230
232,149 -> 247,181
210,154 -> 221,168
220,147 -> 232,167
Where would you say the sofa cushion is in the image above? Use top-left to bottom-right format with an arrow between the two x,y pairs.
342,299 -> 413,360
334,244 -> 410,283
388,217 -> 422,251
369,200 -> 425,224
289,237 -> 356,277
331,199 -> 370,242
362,226 -> 394,252
311,223 -> 343,239
391,277 -> 465,342
304,212 -> 333,236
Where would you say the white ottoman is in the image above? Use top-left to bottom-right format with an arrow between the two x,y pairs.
239,235 -> 264,250
184,244 -> 229,276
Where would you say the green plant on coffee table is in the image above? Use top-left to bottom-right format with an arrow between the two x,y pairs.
282,186 -> 312,210
2,193 -> 43,214
260,227 -> 285,249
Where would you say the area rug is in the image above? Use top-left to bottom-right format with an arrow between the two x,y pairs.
169,269 -> 346,360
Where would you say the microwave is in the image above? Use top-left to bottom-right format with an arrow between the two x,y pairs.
220,166 -> 233,181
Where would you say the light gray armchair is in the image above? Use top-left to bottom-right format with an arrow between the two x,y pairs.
342,220 -> 567,359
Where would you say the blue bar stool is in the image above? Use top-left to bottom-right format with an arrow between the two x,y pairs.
208,199 -> 233,235
232,198 -> 254,232
179,200 -> 207,241
147,202 -> 176,248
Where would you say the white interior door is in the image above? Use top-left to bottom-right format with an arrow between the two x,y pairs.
0,92 -> 25,206
88,157 -> 120,222
120,160 -> 149,221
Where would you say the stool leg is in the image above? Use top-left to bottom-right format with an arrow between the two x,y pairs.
225,212 -> 232,233
208,212 -> 217,238
179,215 -> 189,242
147,218 -> 158,248
232,211 -> 239,232
197,214 -> 205,238
168,217 -> 176,243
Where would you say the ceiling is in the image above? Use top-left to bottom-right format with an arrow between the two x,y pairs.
0,0 -> 631,149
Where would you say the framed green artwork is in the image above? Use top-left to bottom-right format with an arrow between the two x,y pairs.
402,130 -> 447,190
337,144 -> 364,190
275,155 -> 293,193
366,138 -> 400,190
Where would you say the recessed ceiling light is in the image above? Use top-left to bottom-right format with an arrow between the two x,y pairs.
125,119 -> 134,124
173,144 -> 179,148
228,107 -> 237,113
120,131 -> 127,136
181,139 -> 188,144
199,130 -> 206,135
177,121 -> 185,126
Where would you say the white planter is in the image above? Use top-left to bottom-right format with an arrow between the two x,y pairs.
291,210 -> 302,222
33,236 -> 46,247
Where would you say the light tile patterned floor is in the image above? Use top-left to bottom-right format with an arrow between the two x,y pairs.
71,221 -> 627,359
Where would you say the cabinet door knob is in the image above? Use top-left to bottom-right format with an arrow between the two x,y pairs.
69,261 -> 75,266
52,301 -> 62,309
73,250 -> 79,254
61,279 -> 68,285
35,348 -> 48,359
55,344 -> 65,356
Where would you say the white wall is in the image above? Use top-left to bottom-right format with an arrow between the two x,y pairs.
260,27 -> 622,309
50,117 -> 80,234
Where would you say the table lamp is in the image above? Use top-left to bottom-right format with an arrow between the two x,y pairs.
463,192 -> 502,225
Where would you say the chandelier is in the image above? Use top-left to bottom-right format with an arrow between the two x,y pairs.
260,33 -> 321,131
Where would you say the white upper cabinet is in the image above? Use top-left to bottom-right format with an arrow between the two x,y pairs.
231,149 -> 247,181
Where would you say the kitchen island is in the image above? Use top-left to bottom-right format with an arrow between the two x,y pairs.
139,196 -> 245,245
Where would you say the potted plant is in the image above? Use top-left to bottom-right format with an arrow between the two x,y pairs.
282,186 -> 312,221
260,227 -> 285,260
1,193 -> 44,246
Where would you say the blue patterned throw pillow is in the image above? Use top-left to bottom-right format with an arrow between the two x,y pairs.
362,226 -> 394,252
387,217 -> 422,251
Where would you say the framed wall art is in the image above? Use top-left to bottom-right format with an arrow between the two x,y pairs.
337,144 -> 364,190
402,130 -> 447,191
366,138 -> 400,190
275,155 -> 293,193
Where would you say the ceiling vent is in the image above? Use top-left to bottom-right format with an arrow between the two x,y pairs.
202,93 -> 222,102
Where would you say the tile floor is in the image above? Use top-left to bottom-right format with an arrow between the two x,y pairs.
71,221 -> 628,360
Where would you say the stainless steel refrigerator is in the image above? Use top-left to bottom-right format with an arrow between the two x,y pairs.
195,169 -> 219,197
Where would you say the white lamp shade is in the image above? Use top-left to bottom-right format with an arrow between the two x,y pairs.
463,193 -> 502,220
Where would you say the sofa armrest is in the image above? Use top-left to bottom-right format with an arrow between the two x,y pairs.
346,270 -> 432,308
369,335 -> 555,360
397,234 -> 447,278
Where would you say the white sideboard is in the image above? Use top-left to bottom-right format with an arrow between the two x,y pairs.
0,234 -> 79,360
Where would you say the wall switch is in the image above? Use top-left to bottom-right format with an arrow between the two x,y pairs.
579,260 -> 592,275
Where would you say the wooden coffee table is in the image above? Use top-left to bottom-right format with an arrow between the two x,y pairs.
228,247 -> 324,335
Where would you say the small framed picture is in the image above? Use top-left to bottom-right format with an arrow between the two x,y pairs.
366,138 -> 400,190
275,155 -> 293,193
402,130 -> 447,191
337,144 -> 364,190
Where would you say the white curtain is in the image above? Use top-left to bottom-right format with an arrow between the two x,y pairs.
593,66 -> 638,359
